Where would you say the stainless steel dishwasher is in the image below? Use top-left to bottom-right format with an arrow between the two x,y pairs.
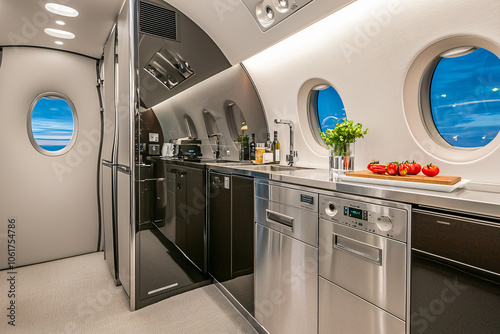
318,193 -> 411,334
255,180 -> 318,334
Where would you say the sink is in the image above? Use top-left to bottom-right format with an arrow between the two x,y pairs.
244,165 -> 311,172
203,159 -> 254,165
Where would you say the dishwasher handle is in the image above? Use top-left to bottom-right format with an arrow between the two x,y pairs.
266,209 -> 294,231
333,233 -> 382,266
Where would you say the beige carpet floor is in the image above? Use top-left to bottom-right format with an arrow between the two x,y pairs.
0,252 -> 258,334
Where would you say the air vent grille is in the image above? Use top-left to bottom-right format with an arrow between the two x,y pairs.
139,1 -> 177,40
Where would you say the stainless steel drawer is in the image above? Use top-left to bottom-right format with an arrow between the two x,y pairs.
319,277 -> 405,334
255,181 -> 318,213
255,197 -> 318,247
255,224 -> 318,334
319,219 -> 407,320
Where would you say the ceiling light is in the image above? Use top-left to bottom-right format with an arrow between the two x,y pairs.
493,88 -> 499,92
55,41 -> 64,45
441,94 -> 446,97
45,3 -> 79,17
55,20 -> 65,26
44,28 -> 75,39
265,6 -> 274,20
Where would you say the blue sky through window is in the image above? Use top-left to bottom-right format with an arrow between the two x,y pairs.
31,97 -> 75,151
317,86 -> 347,133
430,48 -> 500,148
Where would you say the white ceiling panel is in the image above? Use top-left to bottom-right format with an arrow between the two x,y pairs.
0,0 -> 125,58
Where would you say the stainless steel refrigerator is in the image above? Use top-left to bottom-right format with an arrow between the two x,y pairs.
100,1 -> 134,299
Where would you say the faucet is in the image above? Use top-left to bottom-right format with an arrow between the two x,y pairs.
274,119 -> 298,166
208,133 -> 223,160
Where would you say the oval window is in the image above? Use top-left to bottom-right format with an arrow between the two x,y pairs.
427,47 -> 500,148
308,85 -> 347,145
184,114 -> 198,138
224,101 -> 247,141
28,93 -> 77,155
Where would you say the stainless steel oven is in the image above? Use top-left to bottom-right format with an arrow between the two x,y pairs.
411,208 -> 500,334
318,193 -> 411,334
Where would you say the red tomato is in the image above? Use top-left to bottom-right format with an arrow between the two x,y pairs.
404,160 -> 421,175
412,162 -> 422,175
422,163 -> 439,177
387,162 -> 398,175
398,163 -> 409,176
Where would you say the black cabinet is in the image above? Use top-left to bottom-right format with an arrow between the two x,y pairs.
170,165 -> 207,272
231,175 -> 254,277
209,172 -> 255,315
209,172 -> 232,281
135,161 -> 210,309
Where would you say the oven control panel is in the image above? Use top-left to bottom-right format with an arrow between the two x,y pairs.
319,195 -> 407,242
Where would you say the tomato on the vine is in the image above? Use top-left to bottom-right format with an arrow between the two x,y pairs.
422,163 -> 439,177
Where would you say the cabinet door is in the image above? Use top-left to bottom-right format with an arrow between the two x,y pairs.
231,175 -> 254,276
185,167 -> 206,271
255,224 -> 281,334
209,172 -> 232,282
175,169 -> 187,252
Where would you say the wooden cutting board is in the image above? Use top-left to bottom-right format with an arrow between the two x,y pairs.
346,170 -> 461,185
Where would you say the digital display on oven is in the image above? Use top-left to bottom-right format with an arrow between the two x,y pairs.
348,207 -> 363,220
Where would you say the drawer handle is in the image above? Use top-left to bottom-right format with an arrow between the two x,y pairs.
266,209 -> 294,231
436,220 -> 451,226
333,233 -> 382,266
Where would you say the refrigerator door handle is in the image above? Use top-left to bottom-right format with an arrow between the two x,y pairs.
117,165 -> 131,175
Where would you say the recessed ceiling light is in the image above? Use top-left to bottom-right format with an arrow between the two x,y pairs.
44,28 -> 75,39
45,3 -> 79,17
55,41 -> 64,45
55,20 -> 65,26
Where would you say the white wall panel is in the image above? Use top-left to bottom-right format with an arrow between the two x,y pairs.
243,0 -> 500,185
0,47 -> 100,268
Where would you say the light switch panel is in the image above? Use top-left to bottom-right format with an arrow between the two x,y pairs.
149,133 -> 159,142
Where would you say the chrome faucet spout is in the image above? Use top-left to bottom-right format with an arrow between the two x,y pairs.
208,133 -> 223,160
274,119 -> 297,166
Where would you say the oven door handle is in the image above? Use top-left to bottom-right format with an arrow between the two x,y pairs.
333,233 -> 382,266
266,209 -> 294,231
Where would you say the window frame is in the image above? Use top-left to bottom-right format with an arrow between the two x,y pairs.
27,92 -> 78,156
403,36 -> 500,163
419,47 -> 500,150
224,100 -> 247,141
202,109 -> 219,137
184,114 -> 198,138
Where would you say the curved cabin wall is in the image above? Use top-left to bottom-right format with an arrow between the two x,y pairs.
0,47 -> 100,268
152,64 -> 268,160
242,0 -> 500,184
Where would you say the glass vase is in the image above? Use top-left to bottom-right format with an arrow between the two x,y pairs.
329,142 -> 355,175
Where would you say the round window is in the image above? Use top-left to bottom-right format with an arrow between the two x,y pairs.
425,47 -> 500,148
307,85 -> 347,145
28,92 -> 77,155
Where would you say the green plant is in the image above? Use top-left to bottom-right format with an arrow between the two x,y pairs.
236,130 -> 248,143
320,119 -> 368,154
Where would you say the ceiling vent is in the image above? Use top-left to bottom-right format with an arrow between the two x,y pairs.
139,1 -> 177,40
242,0 -> 313,31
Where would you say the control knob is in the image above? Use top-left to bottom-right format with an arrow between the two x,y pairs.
376,215 -> 393,231
325,202 -> 336,217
